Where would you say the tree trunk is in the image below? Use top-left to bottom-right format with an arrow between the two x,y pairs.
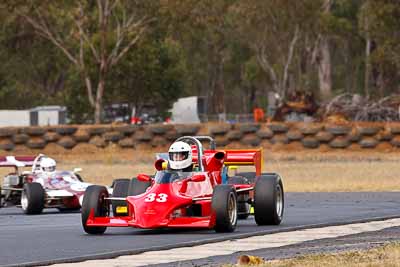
318,0 -> 333,101
318,36 -> 332,100
214,56 -> 225,114
94,78 -> 105,124
364,36 -> 371,98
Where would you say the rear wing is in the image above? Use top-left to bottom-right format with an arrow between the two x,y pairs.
223,149 -> 263,176
0,156 -> 35,167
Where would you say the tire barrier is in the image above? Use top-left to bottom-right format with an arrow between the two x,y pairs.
226,130 -> 243,141
359,137 -> 379,149
73,130 -> 91,142
238,123 -> 261,134
210,124 -> 232,136
43,132 -> 61,142
286,130 -> 303,141
103,131 -> 123,142
256,129 -> 273,139
12,134 -> 29,144
0,139 -> 14,151
0,128 -> 18,137
57,136 -> 76,149
0,122 -> 400,151
315,131 -> 334,143
301,137 -> 320,149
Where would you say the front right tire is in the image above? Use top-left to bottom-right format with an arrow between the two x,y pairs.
81,185 -> 109,234
212,185 -> 238,233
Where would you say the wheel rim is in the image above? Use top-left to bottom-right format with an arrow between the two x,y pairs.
228,192 -> 237,225
276,184 -> 283,218
21,191 -> 28,210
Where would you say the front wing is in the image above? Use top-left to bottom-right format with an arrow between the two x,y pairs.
86,209 -> 214,229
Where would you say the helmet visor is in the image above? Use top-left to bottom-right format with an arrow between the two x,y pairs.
169,151 -> 189,161
43,166 -> 56,172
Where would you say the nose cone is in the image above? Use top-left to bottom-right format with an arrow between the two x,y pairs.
129,184 -> 188,228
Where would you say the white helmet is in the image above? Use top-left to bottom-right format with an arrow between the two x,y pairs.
168,141 -> 192,170
40,157 -> 57,175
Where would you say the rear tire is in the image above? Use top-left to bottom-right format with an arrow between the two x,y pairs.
81,185 -> 109,234
228,176 -> 250,220
128,177 -> 151,196
111,179 -> 130,216
212,185 -> 238,233
21,183 -> 44,215
254,174 -> 284,225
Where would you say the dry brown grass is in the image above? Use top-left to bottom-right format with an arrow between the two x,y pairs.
263,242 -> 400,267
57,159 -> 400,192
1,149 -> 400,191
265,161 -> 400,192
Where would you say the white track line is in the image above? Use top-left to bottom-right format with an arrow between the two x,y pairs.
46,218 -> 400,267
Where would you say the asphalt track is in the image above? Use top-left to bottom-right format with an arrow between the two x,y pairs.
1,192 -> 400,267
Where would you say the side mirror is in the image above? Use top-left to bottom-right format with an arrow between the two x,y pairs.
137,173 -> 151,182
73,168 -> 82,173
155,159 -> 168,171
190,175 -> 206,182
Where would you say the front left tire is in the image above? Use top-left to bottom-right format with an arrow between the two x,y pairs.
21,182 -> 44,215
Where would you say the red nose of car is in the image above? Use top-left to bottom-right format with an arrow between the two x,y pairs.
127,183 -> 191,228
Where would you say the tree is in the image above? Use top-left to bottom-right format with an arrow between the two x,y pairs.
12,0 -> 156,123
232,0 -> 322,99
316,0 -> 333,100
162,0 -> 237,114
0,6 -> 70,108
359,0 -> 400,97
107,37 -> 184,119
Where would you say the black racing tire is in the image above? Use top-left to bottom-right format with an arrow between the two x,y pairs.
111,179 -> 130,216
228,176 -> 250,220
128,177 -> 151,196
81,185 -> 109,234
254,174 -> 284,225
21,183 -> 44,215
212,185 -> 238,233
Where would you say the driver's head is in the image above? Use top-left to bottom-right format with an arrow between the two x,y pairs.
168,141 -> 192,170
40,157 -> 56,175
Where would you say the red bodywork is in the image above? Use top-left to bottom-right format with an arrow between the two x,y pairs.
86,148 -> 262,229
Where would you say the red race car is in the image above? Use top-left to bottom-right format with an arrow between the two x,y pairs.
82,136 -> 284,234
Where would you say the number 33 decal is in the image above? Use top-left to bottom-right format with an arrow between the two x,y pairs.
144,193 -> 168,202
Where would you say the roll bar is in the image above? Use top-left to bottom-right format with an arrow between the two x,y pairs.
193,136 -> 216,150
175,136 -> 206,171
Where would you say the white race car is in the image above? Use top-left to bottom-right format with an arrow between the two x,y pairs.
0,154 -> 110,214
